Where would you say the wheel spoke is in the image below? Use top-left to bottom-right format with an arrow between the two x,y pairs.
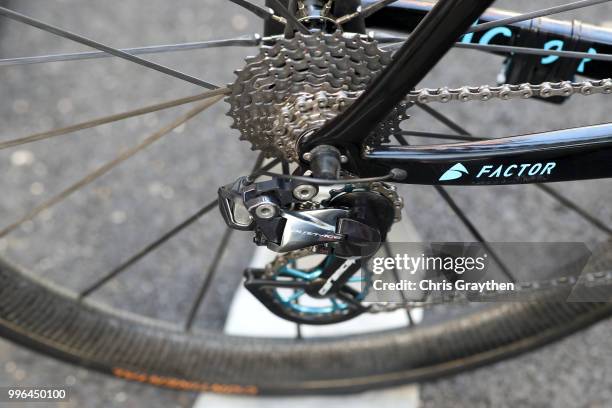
248,158 -> 283,180
79,200 -> 219,298
228,0 -> 283,22
0,35 -> 262,67
416,102 -> 471,136
268,0 -> 310,34
0,95 -> 224,239
0,7 -> 218,89
455,42 -> 612,63
251,153 -> 265,174
254,157 -> 282,175
361,0 -> 401,18
281,160 -> 290,175
467,0 -> 612,33
79,154 -> 276,298
380,34 -> 612,63
336,0 -> 400,25
536,184 -> 612,235
184,228 -> 234,331
395,130 -> 480,142
415,105 -> 612,236
383,242 -> 415,326
0,88 -> 229,150
393,133 -> 409,146
433,186 -> 517,283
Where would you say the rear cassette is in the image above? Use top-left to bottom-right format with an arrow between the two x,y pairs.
226,31 -> 408,161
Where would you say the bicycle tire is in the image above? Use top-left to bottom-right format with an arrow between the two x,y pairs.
0,252 -> 610,395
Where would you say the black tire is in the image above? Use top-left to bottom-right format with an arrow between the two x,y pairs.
0,253 -> 610,395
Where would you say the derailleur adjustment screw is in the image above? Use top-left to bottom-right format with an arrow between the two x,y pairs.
302,152 -> 313,161
293,184 -> 318,201
340,155 -> 349,164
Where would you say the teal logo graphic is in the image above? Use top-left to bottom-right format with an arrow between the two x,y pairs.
439,163 -> 469,181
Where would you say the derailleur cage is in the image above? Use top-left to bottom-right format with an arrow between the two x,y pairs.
217,172 -> 399,324
243,254 -> 368,325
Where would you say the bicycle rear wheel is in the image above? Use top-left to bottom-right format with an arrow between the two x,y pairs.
0,0 -> 610,396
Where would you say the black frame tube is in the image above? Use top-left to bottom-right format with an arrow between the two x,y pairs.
300,0 -> 495,152
297,0 -> 612,185
359,0 -> 612,185
365,123 -> 612,185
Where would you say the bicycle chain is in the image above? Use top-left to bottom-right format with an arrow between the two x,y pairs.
269,249 -> 612,313
369,270 -> 612,313
249,34 -> 612,105
231,33 -> 612,163
373,74 -> 612,313
405,77 -> 612,104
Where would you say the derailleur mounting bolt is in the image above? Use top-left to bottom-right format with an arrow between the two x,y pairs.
293,184 -> 318,201
255,203 -> 278,219
247,196 -> 280,219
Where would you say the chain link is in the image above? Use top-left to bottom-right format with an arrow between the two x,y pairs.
408,78 -> 612,105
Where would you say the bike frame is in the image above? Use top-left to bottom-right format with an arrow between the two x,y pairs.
301,0 -> 612,186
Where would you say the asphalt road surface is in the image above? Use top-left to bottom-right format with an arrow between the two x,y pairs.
0,1 -> 610,407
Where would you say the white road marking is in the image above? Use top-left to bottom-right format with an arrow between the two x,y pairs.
195,385 -> 419,408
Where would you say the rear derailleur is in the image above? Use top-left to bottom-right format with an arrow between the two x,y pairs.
218,170 -> 402,324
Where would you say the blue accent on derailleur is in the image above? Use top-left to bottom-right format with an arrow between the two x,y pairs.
273,256 -> 368,316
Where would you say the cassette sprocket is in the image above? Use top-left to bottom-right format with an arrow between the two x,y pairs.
226,32 -> 408,162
